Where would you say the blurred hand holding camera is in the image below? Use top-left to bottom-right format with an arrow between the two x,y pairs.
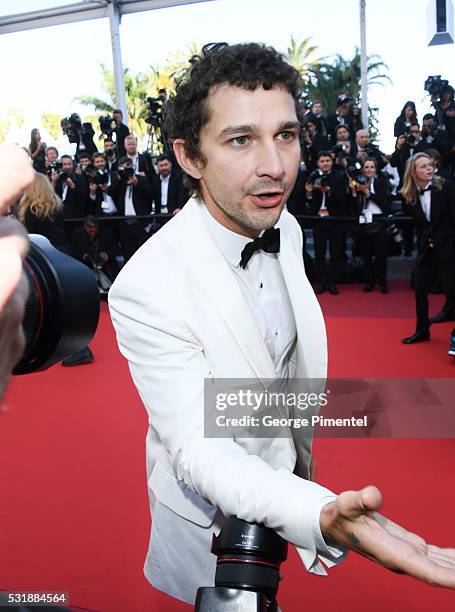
0,145 -> 34,400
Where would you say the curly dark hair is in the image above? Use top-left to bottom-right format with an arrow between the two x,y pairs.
165,42 -> 304,195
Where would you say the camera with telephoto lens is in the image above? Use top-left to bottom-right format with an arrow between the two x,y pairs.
61,113 -> 83,143
385,214 -> 404,249
13,235 -> 100,375
195,517 -> 287,612
99,115 -> 115,137
424,75 -> 449,100
105,148 -> 115,159
145,96 -> 164,127
118,166 -> 135,181
307,169 -> 330,188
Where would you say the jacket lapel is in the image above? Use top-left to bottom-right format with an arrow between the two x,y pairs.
276,215 -> 328,381
176,198 -> 276,382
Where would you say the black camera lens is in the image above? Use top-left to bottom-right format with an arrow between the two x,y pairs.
14,235 -> 100,375
211,517 -> 287,604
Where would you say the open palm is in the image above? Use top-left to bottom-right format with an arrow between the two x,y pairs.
321,486 -> 455,587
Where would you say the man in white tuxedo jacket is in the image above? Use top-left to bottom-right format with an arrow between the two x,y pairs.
109,43 -> 455,604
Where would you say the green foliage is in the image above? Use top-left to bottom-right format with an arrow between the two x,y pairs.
303,47 -> 391,139
285,36 -> 319,77
0,107 -> 26,143
41,112 -> 62,141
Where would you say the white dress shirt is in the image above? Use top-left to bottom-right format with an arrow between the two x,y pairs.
124,184 -> 136,216
160,174 -> 170,213
202,204 -> 297,379
419,182 -> 432,222
363,178 -> 382,215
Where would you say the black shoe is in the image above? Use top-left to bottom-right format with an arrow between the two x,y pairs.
379,283 -> 389,294
315,285 -> 327,295
328,283 -> 339,295
363,283 -> 374,292
402,330 -> 430,344
62,347 -> 94,367
429,310 -> 455,324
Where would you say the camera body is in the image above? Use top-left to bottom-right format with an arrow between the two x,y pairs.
308,168 -> 330,189
347,161 -> 368,187
145,96 -> 164,127
61,113 -> 83,143
118,166 -> 135,181
99,115 -> 116,136
424,75 -> 449,100
93,170 -> 109,186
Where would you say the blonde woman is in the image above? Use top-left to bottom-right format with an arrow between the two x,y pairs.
18,172 -> 69,253
400,153 -> 455,353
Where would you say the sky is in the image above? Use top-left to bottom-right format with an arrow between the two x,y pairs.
0,0 -> 453,153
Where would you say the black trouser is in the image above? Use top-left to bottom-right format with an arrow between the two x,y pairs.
414,254 -> 455,331
313,222 -> 344,285
122,220 -> 150,262
358,228 -> 388,284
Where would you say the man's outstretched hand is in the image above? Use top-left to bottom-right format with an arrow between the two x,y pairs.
320,485 -> 455,588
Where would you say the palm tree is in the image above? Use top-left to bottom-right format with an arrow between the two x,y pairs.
304,48 -> 391,139
285,36 -> 319,77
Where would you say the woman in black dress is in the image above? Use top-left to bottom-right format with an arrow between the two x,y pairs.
394,101 -> 418,138
28,128 -> 47,174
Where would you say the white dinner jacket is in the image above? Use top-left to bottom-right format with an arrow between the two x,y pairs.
108,196 -> 345,604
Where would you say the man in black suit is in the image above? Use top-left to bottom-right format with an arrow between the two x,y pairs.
124,135 -> 156,183
107,156 -> 154,261
305,151 -> 350,295
113,109 -> 130,158
327,97 -> 354,145
87,153 -> 117,217
401,153 -> 455,350
104,136 -> 118,172
53,155 -> 87,239
71,214 -> 119,282
153,153 -> 188,214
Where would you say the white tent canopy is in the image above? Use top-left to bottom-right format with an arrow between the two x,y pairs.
0,0 -> 213,120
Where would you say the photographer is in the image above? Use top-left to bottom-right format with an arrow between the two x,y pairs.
54,155 -> 87,237
301,116 -> 329,172
327,96 -> 354,145
309,100 -> 327,135
87,153 -> 117,216
354,129 -> 387,168
112,109 -> 130,158
350,157 -> 391,293
153,153 -> 188,214
393,101 -> 418,138
332,140 -> 356,173
103,137 -> 118,172
44,146 -> 58,173
124,135 -> 156,183
305,151 -> 350,294
107,156 -> 153,260
420,113 -> 450,161
390,123 -> 426,181
71,215 -> 119,283
28,128 -> 46,175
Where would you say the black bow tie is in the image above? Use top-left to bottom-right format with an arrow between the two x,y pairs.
419,185 -> 433,196
239,228 -> 280,269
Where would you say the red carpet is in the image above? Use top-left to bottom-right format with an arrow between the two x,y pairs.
0,281 -> 454,611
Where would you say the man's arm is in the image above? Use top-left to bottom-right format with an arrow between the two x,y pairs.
109,269 -> 344,575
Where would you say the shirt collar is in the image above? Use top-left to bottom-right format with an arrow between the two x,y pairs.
201,203 -> 258,268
